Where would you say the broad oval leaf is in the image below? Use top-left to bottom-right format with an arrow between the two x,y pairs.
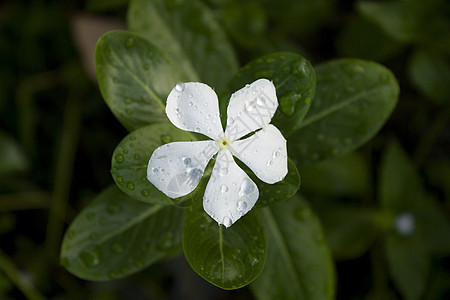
111,123 -> 193,205
183,200 -> 266,289
95,30 -> 191,131
290,59 -> 399,165
128,0 -> 238,90
60,185 -> 184,281
255,158 -> 300,208
251,194 -> 335,299
225,52 -> 315,137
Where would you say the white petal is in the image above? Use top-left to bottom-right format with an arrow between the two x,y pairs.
203,150 -> 259,227
147,141 -> 219,198
230,124 -> 287,184
166,82 -> 224,140
225,79 -> 278,140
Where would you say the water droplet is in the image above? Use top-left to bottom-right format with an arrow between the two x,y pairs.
273,150 -> 281,158
157,232 -> 174,250
256,96 -> 266,106
183,157 -> 191,165
112,243 -> 123,254
195,127 -> 201,132
151,167 -> 158,174
237,201 -> 247,211
79,246 -> 102,268
141,189 -> 150,196
245,100 -> 255,111
206,114 -> 211,119
222,216 -> 232,227
175,82 -> 185,92
345,64 -> 365,77
160,135 -> 172,144
107,203 -> 122,214
266,160 -> 273,166
127,182 -> 135,190
227,117 -> 234,125
126,38 -> 134,47
240,178 -> 255,195
116,176 -> 123,183
188,168 -> 203,186
134,154 -> 140,160
220,185 -> 228,193
249,257 -> 259,266
218,167 -> 228,176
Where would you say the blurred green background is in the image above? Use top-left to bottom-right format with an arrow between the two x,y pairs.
0,0 -> 449,299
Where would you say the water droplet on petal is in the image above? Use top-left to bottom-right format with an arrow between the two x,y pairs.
237,201 -> 247,211
222,216 -> 232,227
267,160 -> 273,166
220,185 -> 228,193
188,168 -> 203,186
256,96 -> 265,106
188,101 -> 193,107
245,100 -> 255,111
175,82 -> 185,92
183,157 -> 191,165
195,127 -> 201,132
240,178 -> 255,195
218,167 -> 228,176
273,150 -> 281,158
152,167 -> 158,174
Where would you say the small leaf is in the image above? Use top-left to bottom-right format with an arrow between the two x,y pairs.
95,30 -> 191,131
255,158 -> 300,208
409,49 -> 450,104
251,195 -> 335,300
0,131 -> 28,176
386,232 -> 429,300
128,0 -> 238,90
290,59 -> 399,165
111,123 -> 192,205
319,207 -> 377,260
225,52 -> 315,137
60,185 -> 184,281
183,199 -> 266,289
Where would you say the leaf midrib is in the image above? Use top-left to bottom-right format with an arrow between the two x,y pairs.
109,47 -> 166,112
263,208 -> 303,293
97,204 -> 163,244
298,84 -> 387,129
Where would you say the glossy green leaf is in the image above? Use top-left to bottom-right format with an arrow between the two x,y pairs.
409,49 -> 450,104
358,1 -> 417,43
255,158 -> 300,208
183,200 -> 266,289
128,0 -> 238,90
385,232 -> 429,300
251,195 -> 335,299
225,52 -> 315,137
96,30 -> 190,131
290,59 -> 399,165
111,123 -> 193,205
301,152 -> 370,197
0,131 -> 28,176
60,185 -> 184,281
318,207 -> 377,260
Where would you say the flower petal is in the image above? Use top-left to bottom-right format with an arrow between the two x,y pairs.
203,150 -> 259,227
147,141 -> 219,198
166,82 -> 224,140
230,124 -> 287,184
225,79 -> 278,140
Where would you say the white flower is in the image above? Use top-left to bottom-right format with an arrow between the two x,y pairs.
147,79 -> 287,227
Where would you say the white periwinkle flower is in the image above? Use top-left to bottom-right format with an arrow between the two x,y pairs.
147,79 -> 288,227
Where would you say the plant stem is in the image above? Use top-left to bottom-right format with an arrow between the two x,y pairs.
45,90 -> 82,258
0,250 -> 46,300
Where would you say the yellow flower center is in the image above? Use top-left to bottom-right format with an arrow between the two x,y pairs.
218,137 -> 231,149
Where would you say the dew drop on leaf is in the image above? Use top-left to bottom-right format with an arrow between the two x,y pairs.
126,37 -> 134,47
127,182 -> 135,190
112,243 -> 124,254
79,246 -> 102,268
141,189 -> 150,196
160,135 -> 172,144
107,203 -> 123,214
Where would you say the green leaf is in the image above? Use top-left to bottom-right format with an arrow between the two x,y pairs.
0,131 -> 28,176
319,207 -> 377,260
225,52 -> 315,137
60,185 -> 184,281
379,141 -> 423,212
300,152 -> 370,197
128,0 -> 238,90
419,195 -> 450,255
183,199 -> 266,289
255,158 -> 300,208
85,0 -> 129,12
251,195 -> 335,300
358,1 -> 418,43
409,49 -> 450,104
385,232 -> 429,300
111,123 -> 193,205
95,30 -> 191,131
290,59 -> 399,165
336,16 -> 403,62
